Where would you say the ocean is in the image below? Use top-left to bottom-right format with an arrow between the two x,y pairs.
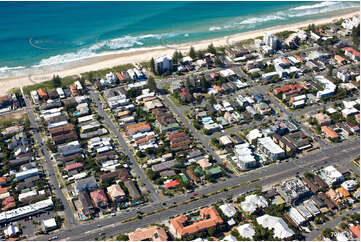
0,1 -> 359,77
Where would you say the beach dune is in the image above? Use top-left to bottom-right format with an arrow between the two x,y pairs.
1,10 -> 359,96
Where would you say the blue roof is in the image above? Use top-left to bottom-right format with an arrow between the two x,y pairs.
253,94 -> 263,101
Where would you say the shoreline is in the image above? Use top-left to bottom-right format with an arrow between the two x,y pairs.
1,8 -> 359,96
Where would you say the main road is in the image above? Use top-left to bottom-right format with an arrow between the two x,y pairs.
33,138 -> 359,241
23,95 -> 77,227
88,88 -> 161,203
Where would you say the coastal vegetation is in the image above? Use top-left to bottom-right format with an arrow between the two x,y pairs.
22,75 -> 80,95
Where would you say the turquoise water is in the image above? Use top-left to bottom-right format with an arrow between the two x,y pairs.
0,1 -> 359,77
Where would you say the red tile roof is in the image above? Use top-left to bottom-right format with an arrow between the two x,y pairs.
0,177 -> 6,184
126,122 -> 151,134
282,58 -> 290,64
69,84 -> 78,96
115,72 -> 125,81
37,88 -> 48,98
167,132 -> 187,141
212,85 -> 223,91
334,55 -> 345,63
65,162 -> 84,171
170,206 -> 223,237
343,47 -> 360,57
350,225 -> 360,238
321,126 -> 338,139
273,84 -> 304,95
0,188 -> 8,194
164,180 -> 180,188
2,196 -> 15,211
90,189 -> 108,203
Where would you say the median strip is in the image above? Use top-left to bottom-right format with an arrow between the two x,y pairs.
120,177 -> 261,223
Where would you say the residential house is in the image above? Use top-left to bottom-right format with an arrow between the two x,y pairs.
257,137 -> 285,161
37,88 -> 48,100
169,206 -> 223,238
256,215 -> 294,239
312,113 -> 332,126
90,189 -> 108,208
321,126 -> 338,139
277,178 -> 311,204
78,192 -> 95,216
343,47 -> 360,60
107,184 -> 126,202
124,180 -> 141,201
128,226 -> 168,241
74,177 -> 98,194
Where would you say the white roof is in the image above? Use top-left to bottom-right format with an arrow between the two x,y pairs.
247,129 -> 262,142
303,200 -> 320,216
19,190 -> 38,201
256,214 -> 295,239
241,194 -> 268,213
74,81 -> 83,90
219,203 -> 237,217
288,207 -> 306,225
237,223 -> 255,239
78,115 -> 94,123
56,88 -> 65,96
223,235 -> 237,241
155,55 -> 171,63
293,100 -> 305,106
343,100 -> 357,109
182,56 -> 193,63
219,69 -> 235,77
293,95 -> 306,101
48,120 -> 68,130
15,168 -> 39,180
4,224 -> 19,237
342,107 -> 358,116
315,75 -> 336,98
0,197 -> 53,223
327,107 -> 337,114
220,136 -> 233,145
341,180 -> 358,191
43,218 -> 57,228
320,165 -> 344,185
258,137 -> 284,155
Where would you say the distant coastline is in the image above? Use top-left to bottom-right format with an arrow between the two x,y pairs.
0,8 -> 359,96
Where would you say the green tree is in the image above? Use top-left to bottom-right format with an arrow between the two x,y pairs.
172,51 -> 180,65
207,227 -> 217,237
52,75 -> 61,87
189,46 -> 196,59
147,76 -> 157,92
352,24 -> 360,48
200,76 -> 208,93
209,95 -> 216,105
150,57 -> 156,74
116,234 -> 129,241
215,56 -> 223,67
146,169 -> 159,180
207,43 -> 217,55
321,228 -> 334,239
328,64 -> 334,77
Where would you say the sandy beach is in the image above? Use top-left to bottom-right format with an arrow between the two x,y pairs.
1,9 -> 359,96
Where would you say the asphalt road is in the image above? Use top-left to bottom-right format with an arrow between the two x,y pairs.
88,89 -> 161,203
305,206 -> 360,241
23,96 -> 77,227
162,94 -> 223,164
33,139 -> 359,241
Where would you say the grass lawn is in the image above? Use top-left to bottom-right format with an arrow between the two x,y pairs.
168,95 -> 184,107
22,76 -> 78,95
